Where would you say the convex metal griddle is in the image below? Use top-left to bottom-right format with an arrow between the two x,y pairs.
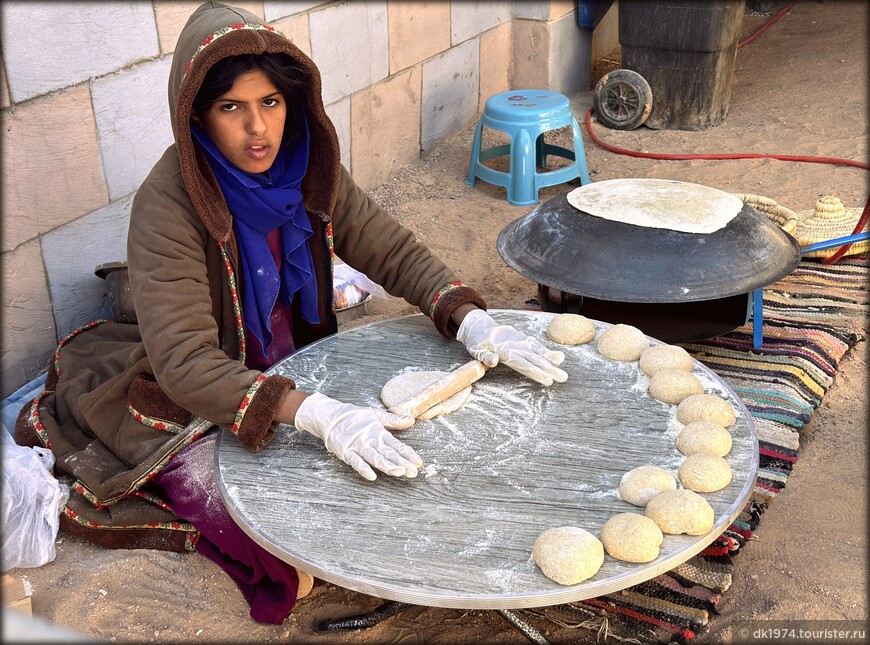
497,179 -> 802,343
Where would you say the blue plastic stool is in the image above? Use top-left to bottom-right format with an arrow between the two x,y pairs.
466,90 -> 591,206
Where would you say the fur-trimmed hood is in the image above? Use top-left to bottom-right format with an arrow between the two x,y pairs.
168,1 -> 341,243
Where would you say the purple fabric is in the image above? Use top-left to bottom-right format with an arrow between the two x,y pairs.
154,432 -> 300,624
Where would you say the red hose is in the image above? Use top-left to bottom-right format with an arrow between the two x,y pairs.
584,108 -> 869,170
821,194 -> 870,264
586,0 -> 869,261
738,0 -> 798,48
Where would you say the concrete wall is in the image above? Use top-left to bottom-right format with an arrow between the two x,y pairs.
0,0 -> 595,398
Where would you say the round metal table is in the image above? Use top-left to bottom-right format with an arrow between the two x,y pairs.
214,310 -> 758,610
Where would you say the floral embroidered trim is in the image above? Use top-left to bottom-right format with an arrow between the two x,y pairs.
54,319 -> 111,378
326,222 -> 336,313
28,392 -> 53,451
79,421 -> 214,508
231,374 -> 267,435
120,421 -> 213,504
220,243 -> 247,363
128,489 -> 174,513
184,23 -> 280,80
185,532 -> 200,551
127,404 -> 184,434
62,505 -> 197,536
428,282 -> 465,318
72,481 -> 107,511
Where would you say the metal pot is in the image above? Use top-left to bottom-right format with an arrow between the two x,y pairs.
94,261 -> 137,324
496,183 -> 802,342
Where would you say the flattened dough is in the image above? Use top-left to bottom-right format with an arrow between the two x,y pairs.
547,313 -> 596,345
381,371 -> 472,420
566,178 -> 743,234
532,526 -> 604,585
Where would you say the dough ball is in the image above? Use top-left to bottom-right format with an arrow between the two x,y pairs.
678,454 -> 733,493
676,421 -> 733,457
645,489 -> 715,536
618,465 -> 677,507
380,371 -> 472,420
547,313 -> 596,345
532,527 -> 604,585
600,513 -> 664,563
639,345 -> 694,377
597,324 -> 650,361
648,369 -> 704,405
676,393 -> 736,427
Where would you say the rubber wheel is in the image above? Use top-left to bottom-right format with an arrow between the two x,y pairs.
592,69 -> 653,130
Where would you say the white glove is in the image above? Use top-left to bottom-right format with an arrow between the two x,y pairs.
294,392 -> 423,481
457,309 -> 568,386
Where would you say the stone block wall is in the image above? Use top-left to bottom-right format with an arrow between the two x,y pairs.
0,0 -> 594,398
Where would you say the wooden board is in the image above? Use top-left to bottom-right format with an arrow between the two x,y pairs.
214,311 -> 758,610
2,574 -> 32,615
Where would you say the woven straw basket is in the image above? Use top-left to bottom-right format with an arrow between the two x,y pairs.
795,196 -> 868,259
734,193 -> 799,236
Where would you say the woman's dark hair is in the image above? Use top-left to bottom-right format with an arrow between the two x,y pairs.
193,53 -> 310,146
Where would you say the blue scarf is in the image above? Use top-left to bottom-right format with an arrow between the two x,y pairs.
191,117 -> 319,354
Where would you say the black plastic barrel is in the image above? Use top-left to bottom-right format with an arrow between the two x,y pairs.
619,0 -> 745,130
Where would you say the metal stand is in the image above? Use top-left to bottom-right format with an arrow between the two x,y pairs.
497,609 -> 553,644
313,601 -> 553,644
313,600 -> 411,632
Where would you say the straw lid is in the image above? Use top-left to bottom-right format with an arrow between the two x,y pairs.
734,193 -> 798,236
795,196 -> 868,258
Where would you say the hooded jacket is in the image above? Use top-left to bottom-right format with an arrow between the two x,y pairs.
16,1 -> 486,552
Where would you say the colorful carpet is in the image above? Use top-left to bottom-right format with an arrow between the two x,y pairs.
521,256 -> 868,643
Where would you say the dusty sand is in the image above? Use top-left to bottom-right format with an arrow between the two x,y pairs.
4,1 -> 867,643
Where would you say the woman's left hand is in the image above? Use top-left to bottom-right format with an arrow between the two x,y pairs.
456,309 -> 567,386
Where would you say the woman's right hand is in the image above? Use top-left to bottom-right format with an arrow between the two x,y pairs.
293,392 -> 422,481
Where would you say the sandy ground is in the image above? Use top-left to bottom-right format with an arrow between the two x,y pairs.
3,1 -> 867,643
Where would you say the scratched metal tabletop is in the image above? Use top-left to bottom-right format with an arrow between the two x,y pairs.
214,310 -> 758,609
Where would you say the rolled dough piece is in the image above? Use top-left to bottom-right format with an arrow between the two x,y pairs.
645,489 -> 715,536
618,465 -> 677,507
532,526 -> 604,585
566,178 -> 743,234
600,513 -> 664,564
597,324 -> 649,362
648,369 -> 704,405
639,345 -> 694,377
547,313 -> 596,345
676,420 -> 733,457
380,371 -> 472,420
676,393 -> 736,427
678,454 -> 733,493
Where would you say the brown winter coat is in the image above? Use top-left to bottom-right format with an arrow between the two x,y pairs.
16,1 -> 485,552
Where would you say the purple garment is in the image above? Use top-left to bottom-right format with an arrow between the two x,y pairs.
153,431 -> 300,624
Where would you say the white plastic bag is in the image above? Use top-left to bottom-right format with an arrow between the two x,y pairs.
333,263 -> 386,310
1,429 -> 69,571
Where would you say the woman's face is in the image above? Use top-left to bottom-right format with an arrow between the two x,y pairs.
195,68 -> 287,174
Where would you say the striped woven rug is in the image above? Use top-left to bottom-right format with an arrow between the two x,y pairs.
521,256 -> 868,643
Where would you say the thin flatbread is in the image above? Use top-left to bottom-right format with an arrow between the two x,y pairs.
381,370 -> 473,420
566,178 -> 743,234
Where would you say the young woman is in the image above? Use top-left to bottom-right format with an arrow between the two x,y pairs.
15,1 -> 566,625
